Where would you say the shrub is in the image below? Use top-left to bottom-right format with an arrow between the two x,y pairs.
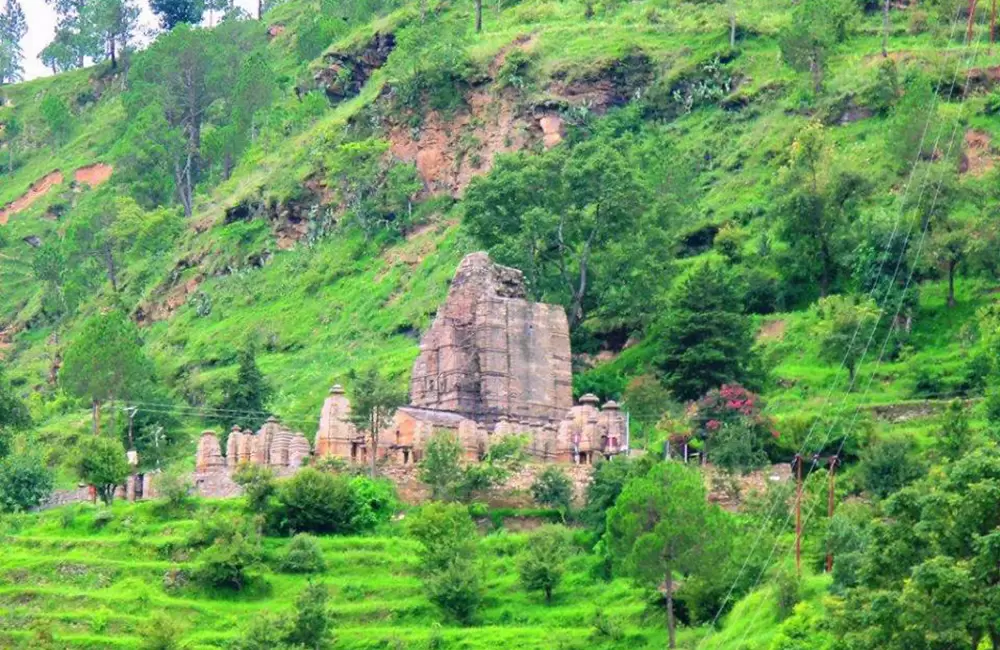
156,468 -> 193,513
419,431 -> 464,501
233,463 -> 276,514
858,436 -> 924,499
424,556 -> 484,625
195,531 -> 261,590
186,512 -> 250,549
273,468 -> 360,535
280,534 -> 327,574
287,583 -> 333,648
139,615 -> 184,650
530,466 -> 573,512
0,453 -> 54,513
350,476 -> 398,530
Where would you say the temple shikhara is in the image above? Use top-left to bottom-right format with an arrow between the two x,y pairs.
194,253 -> 628,493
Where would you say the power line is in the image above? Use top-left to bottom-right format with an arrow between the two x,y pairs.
696,5 -> 982,645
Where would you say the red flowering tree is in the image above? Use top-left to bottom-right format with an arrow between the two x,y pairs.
690,384 -> 778,474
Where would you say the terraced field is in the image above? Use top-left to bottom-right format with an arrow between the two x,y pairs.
0,501 -> 665,650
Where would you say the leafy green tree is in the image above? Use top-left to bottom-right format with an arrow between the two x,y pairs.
425,555 -> 485,625
77,436 -> 130,505
149,0 -> 204,29
582,457 -> 640,535
518,525 -> 571,604
61,309 -> 153,433
232,462 -> 276,514
858,436 -> 924,499
83,0 -> 141,69
287,582 -> 332,649
776,123 -> 869,298
0,365 -> 30,458
779,0 -> 858,94
457,435 -> 527,501
218,340 -> 272,431
605,462 -> 732,648
925,213 -> 996,309
273,468 -> 361,535
407,502 -> 479,573
812,294 -> 880,384
0,0 -> 26,85
40,95 -> 72,146
937,399 -> 972,461
418,431 -> 464,501
0,453 -> 54,512
348,367 -> 406,479
464,137 -> 647,330
653,261 -> 757,401
408,502 -> 484,623
530,466 -> 573,512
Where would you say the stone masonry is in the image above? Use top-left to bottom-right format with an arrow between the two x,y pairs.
189,252 -> 627,499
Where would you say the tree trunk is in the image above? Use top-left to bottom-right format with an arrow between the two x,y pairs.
948,260 -> 957,307
258,0 -> 263,19
665,571 -> 676,649
475,0 -> 483,32
544,585 -> 552,604
103,242 -> 119,292
110,36 -> 117,70
370,432 -> 378,479
882,0 -> 890,58
990,625 -> 1000,650
729,4 -> 736,48
848,362 -> 856,386
810,52 -> 822,95
92,400 -> 101,435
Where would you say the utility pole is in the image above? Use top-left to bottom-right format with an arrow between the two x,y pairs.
991,0 -> 997,51
825,456 -> 839,574
969,0 -> 980,45
882,0 -> 890,58
794,454 -> 804,576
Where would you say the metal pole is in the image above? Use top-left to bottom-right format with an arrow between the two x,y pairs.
795,454 -> 803,576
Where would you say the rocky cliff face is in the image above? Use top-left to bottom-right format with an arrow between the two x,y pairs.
409,252 -> 573,425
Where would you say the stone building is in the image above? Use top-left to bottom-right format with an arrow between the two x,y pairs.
312,252 -> 628,467
189,252 -> 629,498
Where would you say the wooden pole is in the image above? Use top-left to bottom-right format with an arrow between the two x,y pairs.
991,0 -> 997,51
969,0 -> 980,45
795,454 -> 803,576
825,456 -> 838,574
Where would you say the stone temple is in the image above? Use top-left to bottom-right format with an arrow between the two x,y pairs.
193,253 -> 628,488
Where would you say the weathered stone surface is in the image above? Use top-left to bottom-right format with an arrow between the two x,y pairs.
195,431 -> 224,472
410,252 -> 573,425
315,385 -> 359,458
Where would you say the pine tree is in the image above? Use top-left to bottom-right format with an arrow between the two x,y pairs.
0,0 -> 27,85
218,340 -> 272,431
149,0 -> 205,30
654,262 -> 757,401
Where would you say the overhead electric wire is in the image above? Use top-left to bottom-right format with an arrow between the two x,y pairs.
696,5 -> 983,645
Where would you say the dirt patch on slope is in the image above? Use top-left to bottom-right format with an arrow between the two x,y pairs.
386,38 -> 647,196
757,318 -> 787,342
960,129 -> 994,176
73,163 -> 113,187
0,171 -> 64,225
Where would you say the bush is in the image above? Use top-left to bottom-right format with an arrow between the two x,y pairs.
858,437 -> 924,499
195,531 -> 261,590
77,436 -> 130,506
280,534 -> 326,574
139,615 -> 184,650
425,557 -> 484,625
0,453 -> 53,513
233,463 -> 276,514
186,512 -> 251,549
530,466 -> 573,512
273,468 -> 361,535
350,477 -> 398,530
156,469 -> 193,513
